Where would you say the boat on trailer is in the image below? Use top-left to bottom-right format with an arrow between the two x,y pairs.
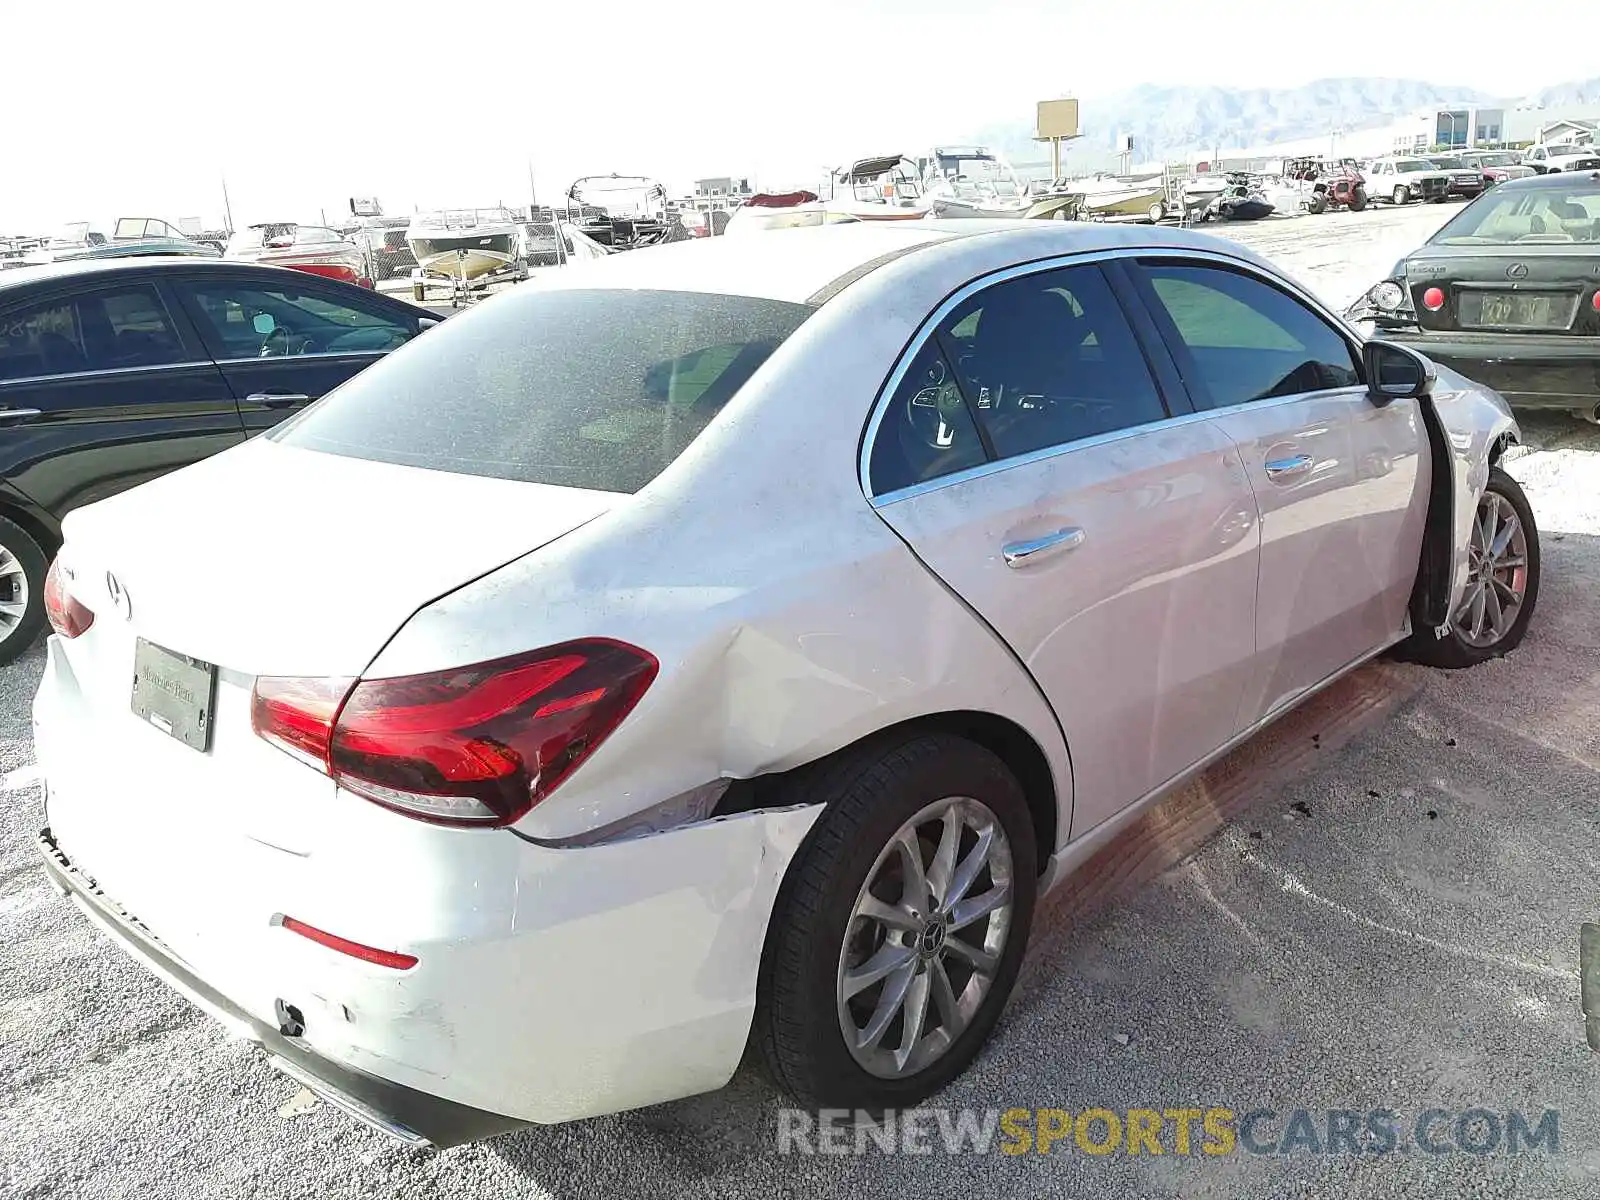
406,207 -> 526,305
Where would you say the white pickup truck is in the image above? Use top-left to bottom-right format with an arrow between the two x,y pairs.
1522,142 -> 1600,173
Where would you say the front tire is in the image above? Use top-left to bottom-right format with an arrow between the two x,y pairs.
1350,186 -> 1368,211
0,516 -> 48,667
1403,466 -> 1539,669
756,733 -> 1038,1111
1393,184 -> 1411,205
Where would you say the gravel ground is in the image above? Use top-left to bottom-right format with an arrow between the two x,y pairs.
5,201 -> 1600,1199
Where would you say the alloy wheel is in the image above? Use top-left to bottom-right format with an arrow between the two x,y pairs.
0,543 -> 30,644
1454,488 -> 1529,648
836,796 -> 1014,1079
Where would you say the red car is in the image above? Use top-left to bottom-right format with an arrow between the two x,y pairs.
225,223 -> 373,288
1457,150 -> 1537,187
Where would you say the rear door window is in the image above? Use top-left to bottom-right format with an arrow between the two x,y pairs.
942,264 -> 1168,460
272,287 -> 814,493
0,285 -> 188,380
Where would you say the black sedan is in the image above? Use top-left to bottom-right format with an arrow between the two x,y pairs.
0,257 -> 438,663
1348,170 -> 1600,419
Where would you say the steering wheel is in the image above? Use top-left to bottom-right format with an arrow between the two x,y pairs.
258,325 -> 321,357
259,324 -> 296,358
901,356 -> 972,450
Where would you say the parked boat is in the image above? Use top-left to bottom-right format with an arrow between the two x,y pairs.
405,208 -> 522,283
1207,174 -> 1276,221
563,176 -> 679,250
1072,174 -> 1169,222
824,154 -> 930,220
918,145 -> 1032,218
226,223 -> 370,285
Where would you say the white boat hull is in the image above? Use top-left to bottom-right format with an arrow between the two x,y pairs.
408,232 -> 518,281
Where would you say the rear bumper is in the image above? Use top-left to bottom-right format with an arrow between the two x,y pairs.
1373,328 -> 1600,409
38,827 -> 521,1148
35,629 -> 822,1137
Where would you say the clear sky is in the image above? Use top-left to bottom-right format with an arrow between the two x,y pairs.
4,0 -> 1595,234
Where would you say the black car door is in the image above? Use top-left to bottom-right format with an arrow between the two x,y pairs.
166,271 -> 423,435
0,276 -> 246,520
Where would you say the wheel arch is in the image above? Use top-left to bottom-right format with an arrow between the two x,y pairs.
0,491 -> 61,559
716,709 -> 1063,875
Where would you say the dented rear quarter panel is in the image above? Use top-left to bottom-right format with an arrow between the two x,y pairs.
366,239 -> 1078,846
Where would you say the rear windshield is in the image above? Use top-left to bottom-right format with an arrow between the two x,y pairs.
271,287 -> 814,493
1431,181 -> 1600,245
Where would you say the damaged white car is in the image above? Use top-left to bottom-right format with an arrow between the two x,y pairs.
35,220 -> 1537,1147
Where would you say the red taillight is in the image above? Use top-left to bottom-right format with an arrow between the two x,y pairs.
278,916 -> 418,969
252,676 -> 352,768
251,640 -> 658,827
1422,286 -> 1446,311
1591,291 -> 1600,313
43,559 -> 93,638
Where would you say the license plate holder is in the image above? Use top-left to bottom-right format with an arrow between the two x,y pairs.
1460,290 -> 1572,331
131,638 -> 217,752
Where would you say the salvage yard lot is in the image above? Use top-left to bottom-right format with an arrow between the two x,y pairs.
4,201 -> 1600,1200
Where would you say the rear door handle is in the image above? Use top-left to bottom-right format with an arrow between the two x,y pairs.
0,408 -> 42,423
1264,454 -> 1313,480
1002,526 -> 1085,568
245,392 -> 311,409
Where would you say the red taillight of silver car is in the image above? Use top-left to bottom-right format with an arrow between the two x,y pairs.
42,559 -> 94,639
251,640 -> 658,828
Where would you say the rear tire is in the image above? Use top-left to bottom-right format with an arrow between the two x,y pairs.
0,516 -> 48,668
1308,192 -> 1328,215
1402,466 -> 1539,669
755,732 -> 1038,1111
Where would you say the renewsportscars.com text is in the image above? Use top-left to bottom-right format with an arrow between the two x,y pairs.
776,1107 -> 1560,1157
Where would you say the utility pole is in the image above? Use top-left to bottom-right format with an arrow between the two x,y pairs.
221,175 -> 235,234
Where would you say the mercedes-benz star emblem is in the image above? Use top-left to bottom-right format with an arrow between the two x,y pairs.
105,571 -> 131,621
1506,262 -> 1530,280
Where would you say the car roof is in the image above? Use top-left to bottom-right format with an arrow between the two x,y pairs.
0,254 -> 297,294
521,219 -> 1267,306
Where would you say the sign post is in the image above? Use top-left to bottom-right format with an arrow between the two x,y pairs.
1035,98 -> 1082,181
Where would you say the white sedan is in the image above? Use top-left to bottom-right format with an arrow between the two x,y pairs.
34,220 -> 1537,1146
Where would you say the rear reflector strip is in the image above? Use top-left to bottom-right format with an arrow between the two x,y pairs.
277,915 -> 418,970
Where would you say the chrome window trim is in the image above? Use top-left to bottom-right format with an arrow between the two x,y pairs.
0,359 -> 211,388
859,244 -> 1370,505
212,351 -> 386,367
871,386 -> 1372,508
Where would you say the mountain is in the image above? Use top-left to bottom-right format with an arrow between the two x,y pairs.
963,75 -> 1594,168
1523,76 -> 1600,107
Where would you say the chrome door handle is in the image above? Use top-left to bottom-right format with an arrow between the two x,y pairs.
0,408 -> 42,423
1264,454 -> 1313,480
245,392 -> 310,409
1002,526 -> 1085,568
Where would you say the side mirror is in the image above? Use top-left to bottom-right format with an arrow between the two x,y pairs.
1363,339 -> 1434,406
252,313 -> 276,336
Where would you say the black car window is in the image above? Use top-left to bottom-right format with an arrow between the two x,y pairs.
940,264 -> 1167,461
1136,263 -> 1360,410
0,285 -> 186,381
869,339 -> 987,495
180,282 -> 415,360
0,299 -> 82,381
